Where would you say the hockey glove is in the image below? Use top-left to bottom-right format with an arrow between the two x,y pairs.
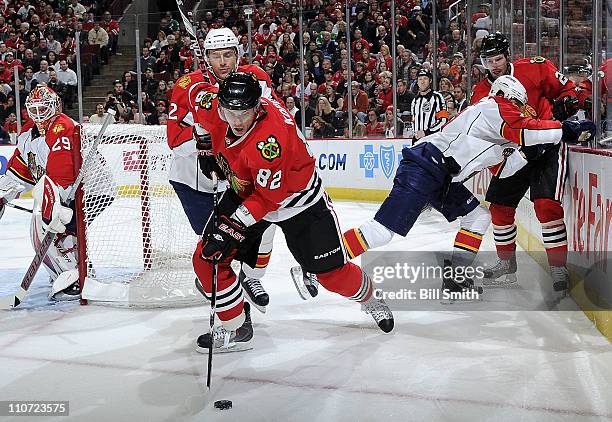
200,215 -> 246,261
194,124 -> 212,152
32,175 -> 73,234
0,175 -> 25,221
553,96 -> 580,121
561,119 -> 596,144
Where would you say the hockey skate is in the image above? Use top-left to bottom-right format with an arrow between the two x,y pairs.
196,302 -> 254,354
50,281 -> 81,301
362,296 -> 394,333
441,260 -> 483,304
290,265 -> 319,299
549,266 -> 570,302
482,255 -> 518,287
239,269 -> 269,313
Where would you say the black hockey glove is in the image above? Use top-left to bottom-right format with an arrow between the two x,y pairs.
194,127 -> 212,152
561,119 -> 596,144
200,215 -> 246,261
552,96 -> 580,121
198,153 -> 226,180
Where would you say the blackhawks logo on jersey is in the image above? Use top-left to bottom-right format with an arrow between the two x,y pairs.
194,90 -> 216,110
257,136 -> 281,162
216,153 -> 251,194
530,56 -> 546,64
177,75 -> 191,89
27,152 -> 46,181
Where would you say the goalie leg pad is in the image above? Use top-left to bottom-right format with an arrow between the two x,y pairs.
31,215 -> 78,281
49,269 -> 80,300
32,175 -> 73,234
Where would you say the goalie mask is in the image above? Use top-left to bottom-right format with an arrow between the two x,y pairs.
204,27 -> 239,80
25,86 -> 62,129
490,75 -> 528,108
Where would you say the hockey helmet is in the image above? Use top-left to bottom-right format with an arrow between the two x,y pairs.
25,85 -> 62,124
479,32 -> 510,58
218,72 -> 262,110
204,27 -> 239,54
489,75 -> 528,106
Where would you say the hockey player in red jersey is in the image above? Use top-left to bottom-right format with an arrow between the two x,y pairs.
0,86 -> 79,300
343,76 -> 595,299
471,32 -> 581,293
167,27 -> 280,313
190,73 -> 394,352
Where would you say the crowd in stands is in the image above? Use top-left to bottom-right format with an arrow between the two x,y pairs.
111,0 -> 498,136
0,0 -> 118,143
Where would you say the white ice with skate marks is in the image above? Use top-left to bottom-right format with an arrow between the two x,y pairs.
0,199 -> 611,421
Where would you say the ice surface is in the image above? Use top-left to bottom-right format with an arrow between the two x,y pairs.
0,199 -> 611,422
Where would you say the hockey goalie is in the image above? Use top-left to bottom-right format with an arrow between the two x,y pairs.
0,86 -> 81,301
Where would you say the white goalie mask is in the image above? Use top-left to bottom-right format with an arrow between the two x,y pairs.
489,75 -> 528,107
25,85 -> 62,125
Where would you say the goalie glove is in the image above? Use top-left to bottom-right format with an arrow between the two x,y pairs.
0,175 -> 25,221
552,95 -> 580,121
32,175 -> 73,234
200,215 -> 246,261
561,119 -> 596,144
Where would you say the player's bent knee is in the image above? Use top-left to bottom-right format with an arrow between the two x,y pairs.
534,198 -> 564,223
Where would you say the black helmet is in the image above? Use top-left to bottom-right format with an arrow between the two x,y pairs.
417,69 -> 432,79
480,32 -> 510,57
218,72 -> 262,110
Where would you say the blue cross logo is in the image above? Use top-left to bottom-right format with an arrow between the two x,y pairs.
359,144 -> 379,178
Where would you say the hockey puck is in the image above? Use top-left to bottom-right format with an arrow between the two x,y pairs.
214,400 -> 232,410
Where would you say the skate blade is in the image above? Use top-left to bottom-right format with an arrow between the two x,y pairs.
243,294 -> 266,314
195,340 -> 254,354
482,274 -> 518,288
290,266 -> 311,300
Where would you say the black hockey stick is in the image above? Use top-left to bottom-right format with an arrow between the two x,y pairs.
0,112 -> 115,309
207,171 -> 220,389
4,202 -> 33,214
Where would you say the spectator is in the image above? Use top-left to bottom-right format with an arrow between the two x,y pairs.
341,81 -> 369,122
161,34 -> 180,66
315,96 -> 335,124
122,71 -> 138,97
311,116 -> 334,138
3,112 -> 17,137
3,51 -> 23,74
324,84 -> 341,109
453,85 -> 468,112
150,31 -> 167,56
135,46 -> 156,72
383,106 -> 405,138
33,59 -> 50,84
69,0 -> 87,18
89,103 -> 116,123
88,22 -> 109,65
445,29 -> 466,58
23,66 -> 37,92
56,60 -> 77,107
113,79 -> 134,106
154,50 -> 173,74
284,96 -> 299,118
438,77 -> 453,93
101,11 -> 120,56
142,67 -> 158,97
33,38 -> 50,59
146,101 -> 166,125
104,91 -> 126,116
17,0 -> 35,20
397,79 -> 415,114
46,33 -> 62,55
47,70 -> 68,105
151,80 -> 169,104
443,92 -> 458,119
375,75 -> 393,113
344,112 -> 367,138
365,109 -> 384,137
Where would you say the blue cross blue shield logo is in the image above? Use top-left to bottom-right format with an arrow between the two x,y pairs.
379,145 -> 395,179
359,144 -> 379,178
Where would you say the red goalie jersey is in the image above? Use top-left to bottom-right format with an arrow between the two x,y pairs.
189,84 -> 320,224
6,114 -> 77,192
471,57 -> 577,119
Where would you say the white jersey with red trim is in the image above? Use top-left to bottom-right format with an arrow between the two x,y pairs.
167,64 -> 276,193
425,96 -> 563,182
6,114 -> 77,200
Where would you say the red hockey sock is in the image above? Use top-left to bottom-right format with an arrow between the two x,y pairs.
317,262 -> 372,301
534,198 -> 567,267
490,204 -> 517,260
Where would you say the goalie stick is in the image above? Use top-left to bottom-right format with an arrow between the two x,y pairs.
3,202 -> 33,214
0,112 -> 115,309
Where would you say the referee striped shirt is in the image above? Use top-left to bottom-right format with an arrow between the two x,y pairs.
411,90 -> 449,140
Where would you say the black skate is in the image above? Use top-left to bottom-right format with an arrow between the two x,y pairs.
482,255 -> 518,287
362,296 -> 394,333
239,270 -> 269,313
441,260 -> 483,304
196,302 -> 254,354
290,266 -> 319,299
51,281 -> 81,301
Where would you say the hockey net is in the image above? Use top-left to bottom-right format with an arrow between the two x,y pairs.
74,124 -> 203,307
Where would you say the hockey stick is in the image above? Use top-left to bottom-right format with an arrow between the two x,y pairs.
4,202 -> 33,214
175,0 -> 211,81
0,112 -> 115,309
206,171 -> 219,389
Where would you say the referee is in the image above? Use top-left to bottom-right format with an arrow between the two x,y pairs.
410,69 -> 449,143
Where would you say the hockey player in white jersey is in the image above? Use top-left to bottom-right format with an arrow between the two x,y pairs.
0,86 -> 80,300
343,76 -> 595,295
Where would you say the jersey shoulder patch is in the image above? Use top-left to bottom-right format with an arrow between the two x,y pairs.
529,56 -> 547,64
176,75 -> 192,89
256,135 -> 282,162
